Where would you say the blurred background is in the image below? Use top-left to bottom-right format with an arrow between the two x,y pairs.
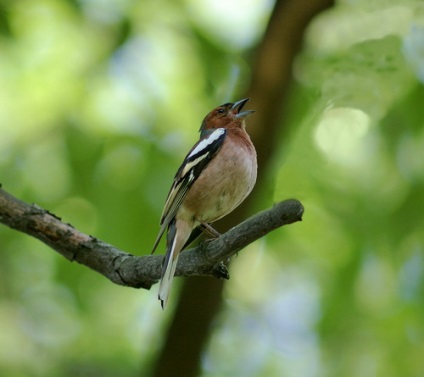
1,0 -> 424,376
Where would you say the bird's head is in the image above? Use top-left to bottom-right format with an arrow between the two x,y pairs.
200,98 -> 255,132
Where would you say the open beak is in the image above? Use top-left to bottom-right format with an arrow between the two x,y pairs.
232,98 -> 255,119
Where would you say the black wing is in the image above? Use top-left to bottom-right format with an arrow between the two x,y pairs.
151,128 -> 227,253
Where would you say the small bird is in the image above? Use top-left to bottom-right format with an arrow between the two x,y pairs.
151,98 -> 257,309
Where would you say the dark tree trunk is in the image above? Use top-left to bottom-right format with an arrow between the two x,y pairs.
150,1 -> 334,376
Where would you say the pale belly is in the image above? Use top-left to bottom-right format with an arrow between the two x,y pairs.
178,135 -> 257,225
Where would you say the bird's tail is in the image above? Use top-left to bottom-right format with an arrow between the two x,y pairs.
158,218 -> 191,309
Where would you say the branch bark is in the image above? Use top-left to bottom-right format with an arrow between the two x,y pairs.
0,186 -> 303,289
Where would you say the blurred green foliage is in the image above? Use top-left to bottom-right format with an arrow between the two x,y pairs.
1,0 -> 424,376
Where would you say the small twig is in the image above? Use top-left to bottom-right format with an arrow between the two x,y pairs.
0,186 -> 304,290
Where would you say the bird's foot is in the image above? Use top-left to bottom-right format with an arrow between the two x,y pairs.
199,222 -> 221,238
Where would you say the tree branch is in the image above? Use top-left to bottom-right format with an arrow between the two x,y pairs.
0,186 -> 303,290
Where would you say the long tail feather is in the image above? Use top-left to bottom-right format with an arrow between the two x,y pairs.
158,220 -> 178,309
158,218 -> 191,309
158,255 -> 179,309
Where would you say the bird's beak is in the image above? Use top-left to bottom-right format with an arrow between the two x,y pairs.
232,98 -> 255,119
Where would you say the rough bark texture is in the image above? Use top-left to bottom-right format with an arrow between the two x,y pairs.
0,186 -> 303,290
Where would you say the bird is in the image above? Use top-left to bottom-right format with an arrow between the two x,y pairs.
151,98 -> 257,309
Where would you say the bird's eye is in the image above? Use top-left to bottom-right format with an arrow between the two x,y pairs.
217,108 -> 226,114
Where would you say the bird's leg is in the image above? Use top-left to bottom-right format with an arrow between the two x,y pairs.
199,222 -> 221,238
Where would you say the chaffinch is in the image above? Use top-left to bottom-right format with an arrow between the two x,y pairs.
151,98 -> 257,308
